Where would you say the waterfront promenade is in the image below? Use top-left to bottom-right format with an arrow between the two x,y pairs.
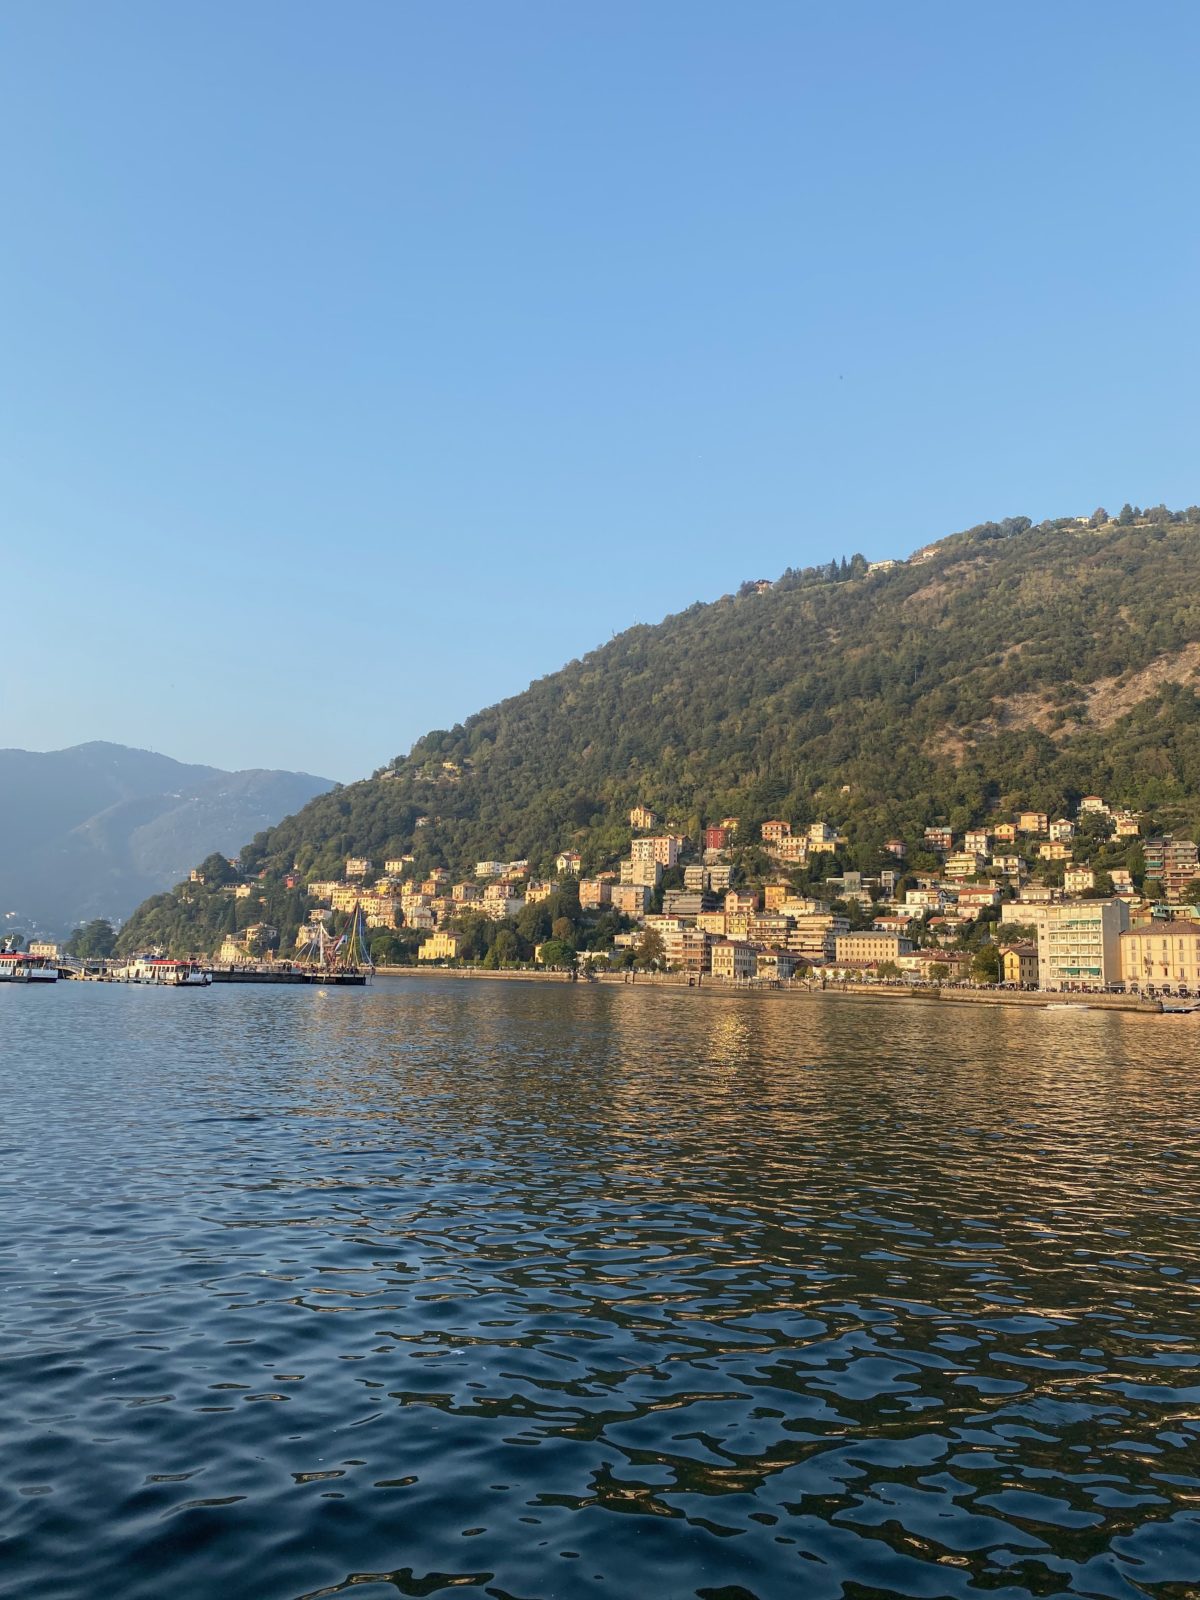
374,964 -> 1163,1012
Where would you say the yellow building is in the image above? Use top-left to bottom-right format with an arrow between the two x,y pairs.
834,931 -> 911,965
1001,943 -> 1039,986
419,930 -> 465,962
710,939 -> 756,980
1120,920 -> 1200,993
629,805 -> 657,831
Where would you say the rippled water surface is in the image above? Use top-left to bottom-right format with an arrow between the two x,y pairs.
2,978 -> 1199,1599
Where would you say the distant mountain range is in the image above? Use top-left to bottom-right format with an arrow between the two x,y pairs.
0,742 -> 335,936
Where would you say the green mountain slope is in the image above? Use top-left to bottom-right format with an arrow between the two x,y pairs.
119,509 -> 1200,954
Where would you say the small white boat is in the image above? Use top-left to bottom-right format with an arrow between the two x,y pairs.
1046,1001 -> 1089,1010
0,952 -> 59,984
114,958 -> 212,987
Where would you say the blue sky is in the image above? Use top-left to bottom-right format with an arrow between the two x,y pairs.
4,2 -> 1198,780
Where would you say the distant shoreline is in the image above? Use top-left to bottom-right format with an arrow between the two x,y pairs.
371,965 -> 1162,1013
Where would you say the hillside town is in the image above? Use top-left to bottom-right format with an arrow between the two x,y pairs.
207,795 -> 1200,997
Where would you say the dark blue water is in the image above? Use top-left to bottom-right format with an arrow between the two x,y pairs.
2,978 -> 1199,1599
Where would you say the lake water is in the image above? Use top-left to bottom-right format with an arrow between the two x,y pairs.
2,978 -> 1199,1600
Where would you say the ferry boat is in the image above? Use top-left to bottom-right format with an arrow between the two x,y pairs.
114,958 -> 212,987
0,952 -> 59,983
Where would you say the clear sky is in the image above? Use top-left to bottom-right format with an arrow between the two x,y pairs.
4,2 -> 1198,780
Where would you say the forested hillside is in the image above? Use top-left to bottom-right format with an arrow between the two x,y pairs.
119,508 -> 1200,954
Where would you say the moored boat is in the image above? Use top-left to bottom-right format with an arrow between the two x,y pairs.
291,902 -> 374,985
113,958 -> 212,987
0,952 -> 59,983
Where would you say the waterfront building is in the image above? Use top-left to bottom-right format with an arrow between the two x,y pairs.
834,930 -> 912,965
419,931 -> 465,961
1037,899 -> 1129,990
787,913 -> 849,963
663,926 -> 711,974
899,949 -> 971,980
1120,920 -> 1200,993
757,947 -> 797,981
748,913 -> 792,947
709,939 -> 756,981
1001,943 -> 1039,986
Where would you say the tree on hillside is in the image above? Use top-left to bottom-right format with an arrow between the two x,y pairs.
197,853 -> 238,888
65,919 -> 117,959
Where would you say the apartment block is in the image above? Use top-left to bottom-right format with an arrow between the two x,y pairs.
1037,899 -> 1129,990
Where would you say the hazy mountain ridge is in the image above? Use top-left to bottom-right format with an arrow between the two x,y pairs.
0,742 -> 335,934
118,510 -> 1200,954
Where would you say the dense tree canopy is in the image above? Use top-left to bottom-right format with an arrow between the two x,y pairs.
65,919 -> 117,958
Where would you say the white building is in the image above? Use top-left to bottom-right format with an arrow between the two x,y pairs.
1037,899 -> 1129,990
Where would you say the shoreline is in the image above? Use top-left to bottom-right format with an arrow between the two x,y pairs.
372,965 -> 1163,1013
